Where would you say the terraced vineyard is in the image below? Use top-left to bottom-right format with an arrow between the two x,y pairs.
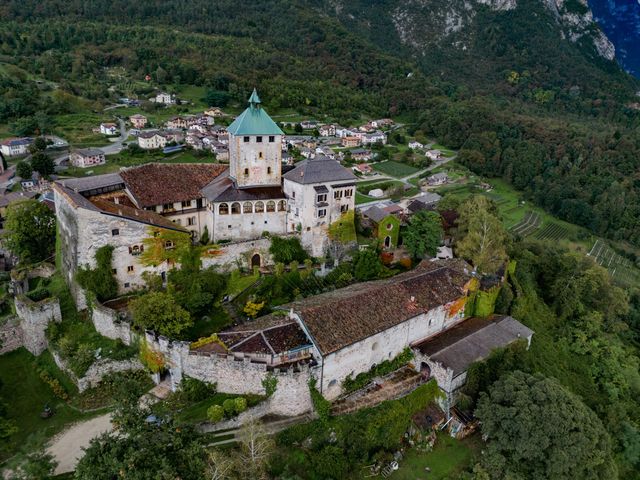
588,240 -> 640,286
510,211 -> 541,237
534,222 -> 569,241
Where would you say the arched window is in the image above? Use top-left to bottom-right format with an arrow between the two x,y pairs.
255,201 -> 264,213
231,202 -> 241,214
243,202 -> 253,213
259,152 -> 263,159
267,166 -> 271,174
219,203 -> 229,215
243,168 -> 249,177
266,201 -> 276,212
278,200 -> 286,212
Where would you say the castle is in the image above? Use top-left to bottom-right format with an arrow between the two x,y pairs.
53,90 -> 356,292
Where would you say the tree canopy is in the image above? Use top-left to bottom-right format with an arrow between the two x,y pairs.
403,210 -> 443,258
3,199 -> 55,263
129,291 -> 192,337
475,371 -> 617,480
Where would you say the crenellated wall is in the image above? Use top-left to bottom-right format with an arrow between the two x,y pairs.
145,331 -> 314,416
92,300 -> 136,346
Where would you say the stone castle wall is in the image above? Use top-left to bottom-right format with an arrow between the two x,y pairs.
146,332 -> 314,416
14,295 -> 62,355
201,237 -> 274,271
0,316 -> 24,355
92,301 -> 135,346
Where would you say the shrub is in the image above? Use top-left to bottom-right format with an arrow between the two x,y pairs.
343,348 -> 414,393
308,378 -> 331,421
75,245 -> 118,302
180,377 -> 216,402
207,404 -> 224,423
39,370 -> 69,401
262,373 -> 278,397
234,397 -> 247,414
222,398 -> 236,416
26,287 -> 51,302
270,236 -> 308,264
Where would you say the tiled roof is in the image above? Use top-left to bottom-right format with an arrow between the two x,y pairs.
415,315 -> 534,376
120,163 -> 227,207
283,259 -> 473,355
201,172 -> 285,202
363,205 -> 390,223
217,318 -> 312,356
91,198 -> 187,232
73,148 -> 104,157
283,155 -> 356,185
1,137 -> 32,146
60,173 -> 124,193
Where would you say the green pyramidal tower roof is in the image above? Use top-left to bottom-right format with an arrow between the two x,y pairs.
227,89 -> 283,136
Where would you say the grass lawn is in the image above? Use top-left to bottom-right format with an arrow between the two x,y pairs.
226,270 -> 260,298
355,192 -> 379,205
53,113 -> 115,147
372,160 -> 419,178
173,393 -> 264,423
429,143 -> 457,157
394,433 -> 482,480
356,180 -> 403,194
0,349 -> 99,462
63,150 -> 218,177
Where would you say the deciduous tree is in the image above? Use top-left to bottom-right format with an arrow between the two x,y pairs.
403,210 -> 443,258
3,199 -> 55,263
130,291 -> 192,337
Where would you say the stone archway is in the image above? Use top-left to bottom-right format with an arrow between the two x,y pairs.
420,362 -> 431,381
251,253 -> 261,268
384,236 -> 391,248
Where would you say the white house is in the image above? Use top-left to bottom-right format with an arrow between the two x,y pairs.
318,124 -> 336,137
129,114 -> 148,129
0,137 -> 32,157
426,149 -> 443,161
154,92 -> 175,105
408,141 -> 424,150
138,131 -> 167,150
100,123 -> 118,136
427,172 -> 449,186
69,148 -> 106,168
283,155 -> 356,256
362,131 -> 387,145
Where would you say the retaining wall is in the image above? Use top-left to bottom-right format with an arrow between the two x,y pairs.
0,316 -> 24,354
14,295 -> 61,355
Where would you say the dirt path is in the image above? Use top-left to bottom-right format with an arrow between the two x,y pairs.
46,413 -> 113,475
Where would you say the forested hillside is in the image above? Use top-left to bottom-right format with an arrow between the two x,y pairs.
1,0 -> 640,248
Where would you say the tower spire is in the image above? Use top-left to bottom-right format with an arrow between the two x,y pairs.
248,88 -> 261,108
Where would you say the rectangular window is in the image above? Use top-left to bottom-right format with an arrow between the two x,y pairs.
256,136 -> 262,143
292,191 -> 296,199
295,208 -> 299,216
269,136 -> 275,143
174,219 -> 181,225
112,268 -> 117,274
124,282 -> 130,288
181,200 -> 191,208
334,190 -> 343,199
243,136 -> 250,142
111,228 -> 119,236
318,209 -> 327,218
316,194 -> 327,203
345,189 -> 353,198
341,204 -> 349,213
187,217 -> 196,226
127,265 -> 134,273
163,203 -> 173,211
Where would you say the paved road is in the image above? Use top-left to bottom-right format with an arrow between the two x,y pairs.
100,117 -> 129,155
46,413 -> 113,475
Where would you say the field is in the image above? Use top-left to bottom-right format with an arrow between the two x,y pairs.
53,113 -> 115,147
393,433 -> 481,480
588,240 -> 640,286
63,150 -> 217,177
372,160 -> 419,178
0,349 -> 100,463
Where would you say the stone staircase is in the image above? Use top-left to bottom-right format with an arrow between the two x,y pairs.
331,367 -> 425,416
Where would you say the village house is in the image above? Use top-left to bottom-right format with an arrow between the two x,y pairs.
426,149 -> 443,161
100,123 -> 118,136
21,171 -> 52,193
281,151 -> 294,165
408,192 -> 442,213
334,126 -> 352,138
342,136 -> 361,148
408,141 -> 424,150
211,143 -> 229,162
204,107 -> 225,117
318,124 -> 336,137
129,114 -> 148,129
370,118 -> 394,129
362,131 -> 387,145
69,148 -> 106,168
185,133 -> 204,150
299,147 -> 313,159
137,131 -> 167,150
315,146 -> 336,159
300,120 -> 318,130
427,172 -> 449,186
154,92 -> 175,105
353,163 -> 373,175
351,148 -> 372,162
0,137 -> 32,157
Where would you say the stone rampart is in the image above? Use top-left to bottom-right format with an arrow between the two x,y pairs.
0,316 -> 24,354
92,301 -> 135,346
14,295 -> 61,355
201,237 -> 273,271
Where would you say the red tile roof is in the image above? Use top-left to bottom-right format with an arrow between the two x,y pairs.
120,163 -> 227,207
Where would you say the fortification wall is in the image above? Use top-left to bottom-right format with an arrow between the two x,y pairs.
146,332 -> 314,416
92,301 -> 135,346
14,295 -> 61,355
0,316 -> 24,354
201,237 -> 273,271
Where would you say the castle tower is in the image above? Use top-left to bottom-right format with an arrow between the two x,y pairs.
227,89 -> 284,188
